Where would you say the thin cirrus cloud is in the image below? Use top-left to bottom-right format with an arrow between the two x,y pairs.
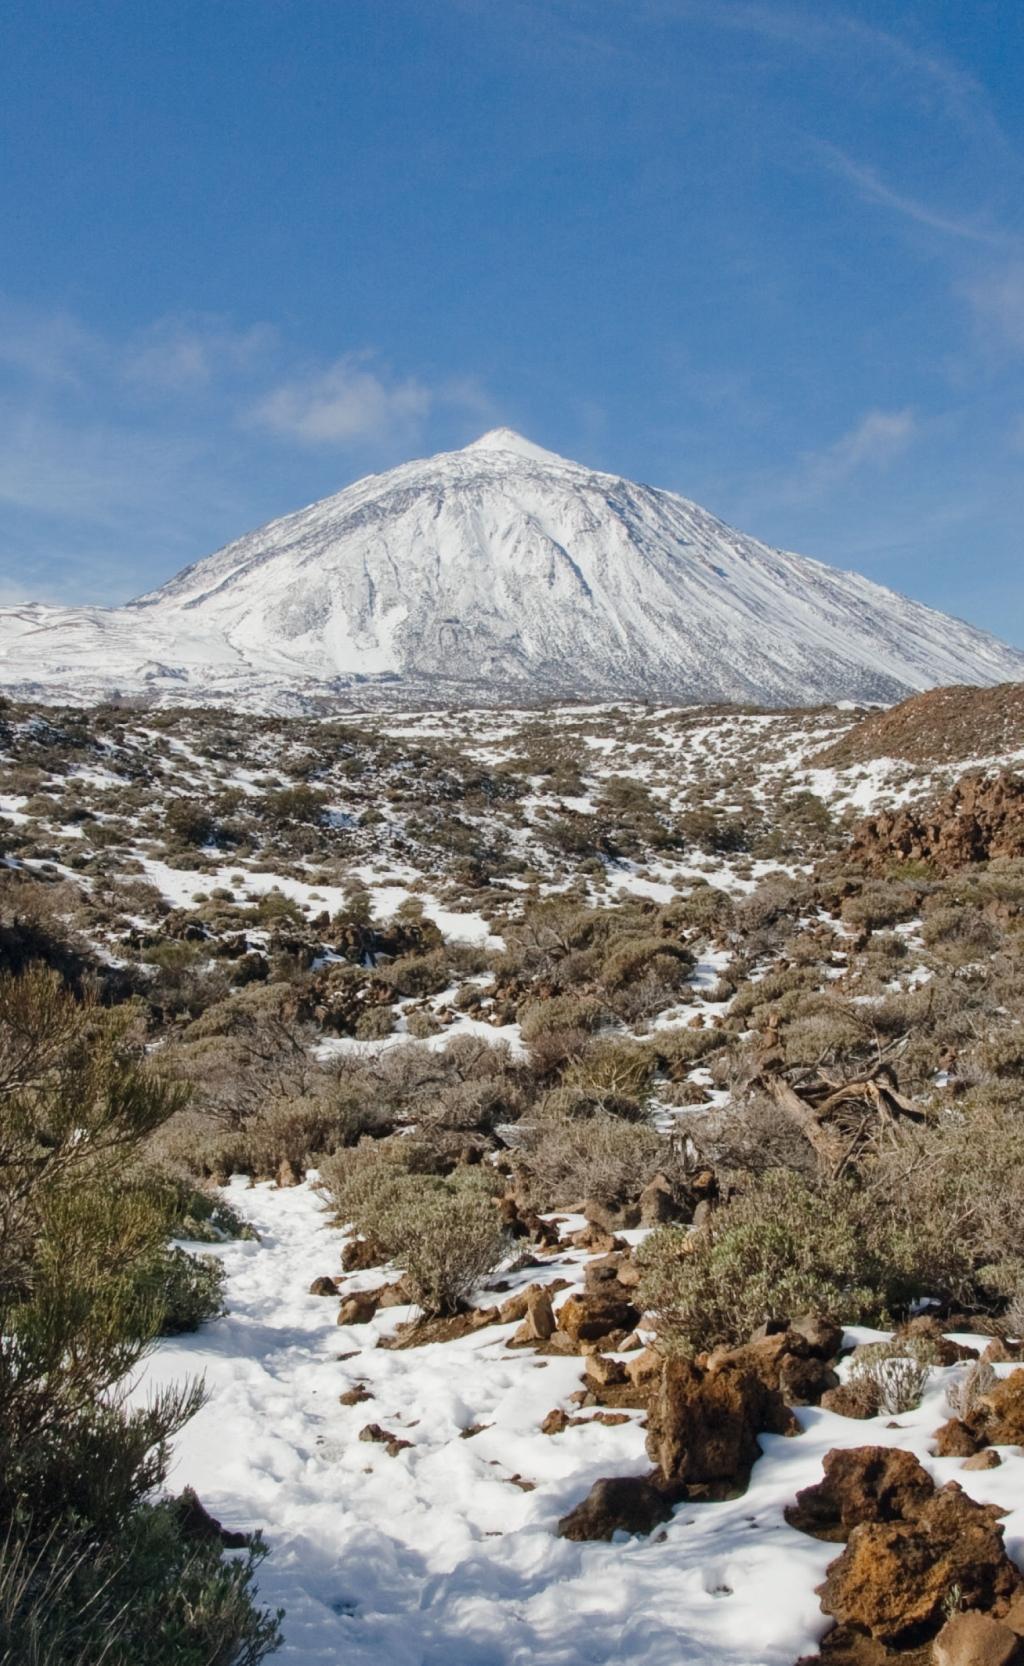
783,408 -> 918,504
816,144 -> 1009,248
122,317 -> 280,394
965,263 -> 1024,353
689,2 -> 1009,153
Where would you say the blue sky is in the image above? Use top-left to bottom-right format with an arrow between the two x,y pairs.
1,0 -> 1022,643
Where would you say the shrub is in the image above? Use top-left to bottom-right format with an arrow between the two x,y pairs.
599,934 -> 693,993
373,1173 -> 509,1316
847,1339 -> 936,1415
0,1499 -> 280,1666
0,966 -> 280,1664
165,798 -> 217,847
353,1004 -> 395,1041
320,1144 -> 508,1315
638,1169 -> 963,1355
561,1038 -> 656,1100
516,1107 -> 672,1210
867,1100 -> 1024,1310
946,1358 -> 997,1420
153,1177 -> 255,1243
840,881 -> 922,932
259,784 -> 328,828
518,993 -> 606,1042
405,1008 -> 443,1039
381,948 -> 451,998
149,1246 -> 227,1334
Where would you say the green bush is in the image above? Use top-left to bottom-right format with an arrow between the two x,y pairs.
0,1497 -> 280,1666
321,1143 -> 507,1315
0,966 -> 280,1664
381,948 -> 451,998
150,1246 -> 227,1334
637,1169 -> 967,1355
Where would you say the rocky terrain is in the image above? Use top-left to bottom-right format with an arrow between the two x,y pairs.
4,681 -> 1024,1665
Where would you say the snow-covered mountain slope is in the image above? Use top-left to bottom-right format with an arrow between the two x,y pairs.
2,427 -> 1023,710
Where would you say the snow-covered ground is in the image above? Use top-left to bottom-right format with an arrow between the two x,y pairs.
140,1180 -> 1024,1666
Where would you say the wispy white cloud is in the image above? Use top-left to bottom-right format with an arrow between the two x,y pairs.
250,354 -> 433,446
249,354 -> 494,448
965,262 -> 1024,351
0,297 -> 496,602
0,299 -> 101,385
818,144 -> 1009,247
784,408 -> 917,503
123,316 -> 278,393
683,3 -> 1010,153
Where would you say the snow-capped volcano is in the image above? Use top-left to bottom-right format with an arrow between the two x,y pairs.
2,427 -> 1023,710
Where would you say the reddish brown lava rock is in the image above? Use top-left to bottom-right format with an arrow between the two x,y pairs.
556,1293 -> 640,1344
818,1483 -> 1020,1644
308,1275 -> 339,1296
820,1380 -> 882,1421
932,1610 -> 1023,1666
932,1417 -> 984,1458
646,1355 -> 797,1491
847,770 -> 1024,876
977,1369 -> 1024,1446
785,1447 -> 934,1543
337,1290 -> 380,1326
556,1476 -> 673,1541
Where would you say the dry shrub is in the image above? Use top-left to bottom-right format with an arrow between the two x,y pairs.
847,1338 -> 937,1415
519,994 -> 607,1042
638,1167 -> 973,1356
840,880 -> 922,932
946,1358 -> 996,1419
319,1141 -> 507,1315
515,1104 -> 673,1210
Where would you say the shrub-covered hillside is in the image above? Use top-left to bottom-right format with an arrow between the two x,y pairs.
3,689 -> 1024,1665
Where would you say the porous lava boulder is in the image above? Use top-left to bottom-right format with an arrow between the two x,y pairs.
936,1367 -> 1024,1454
894,1316 -> 978,1367
750,1313 -> 843,1361
638,1172 -> 690,1227
583,1196 -> 641,1233
818,1483 -> 1021,1644
556,1476 -> 673,1541
583,1251 -> 639,1299
785,1447 -> 934,1542
512,1287 -> 556,1343
779,1353 -> 840,1406
646,1355 -> 798,1491
308,1275 -> 339,1296
556,1292 -> 640,1345
820,1380 -> 882,1420
977,1369 -> 1024,1446
932,1610 -> 1023,1666
341,1236 -> 384,1272
708,1322 -> 840,1409
337,1290 -> 380,1325
933,1416 -> 984,1458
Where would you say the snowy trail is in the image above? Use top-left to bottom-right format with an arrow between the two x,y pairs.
142,1182 -> 1024,1666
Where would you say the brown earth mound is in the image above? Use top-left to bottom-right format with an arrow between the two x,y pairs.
847,770 -> 1024,874
812,684 -> 1024,770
